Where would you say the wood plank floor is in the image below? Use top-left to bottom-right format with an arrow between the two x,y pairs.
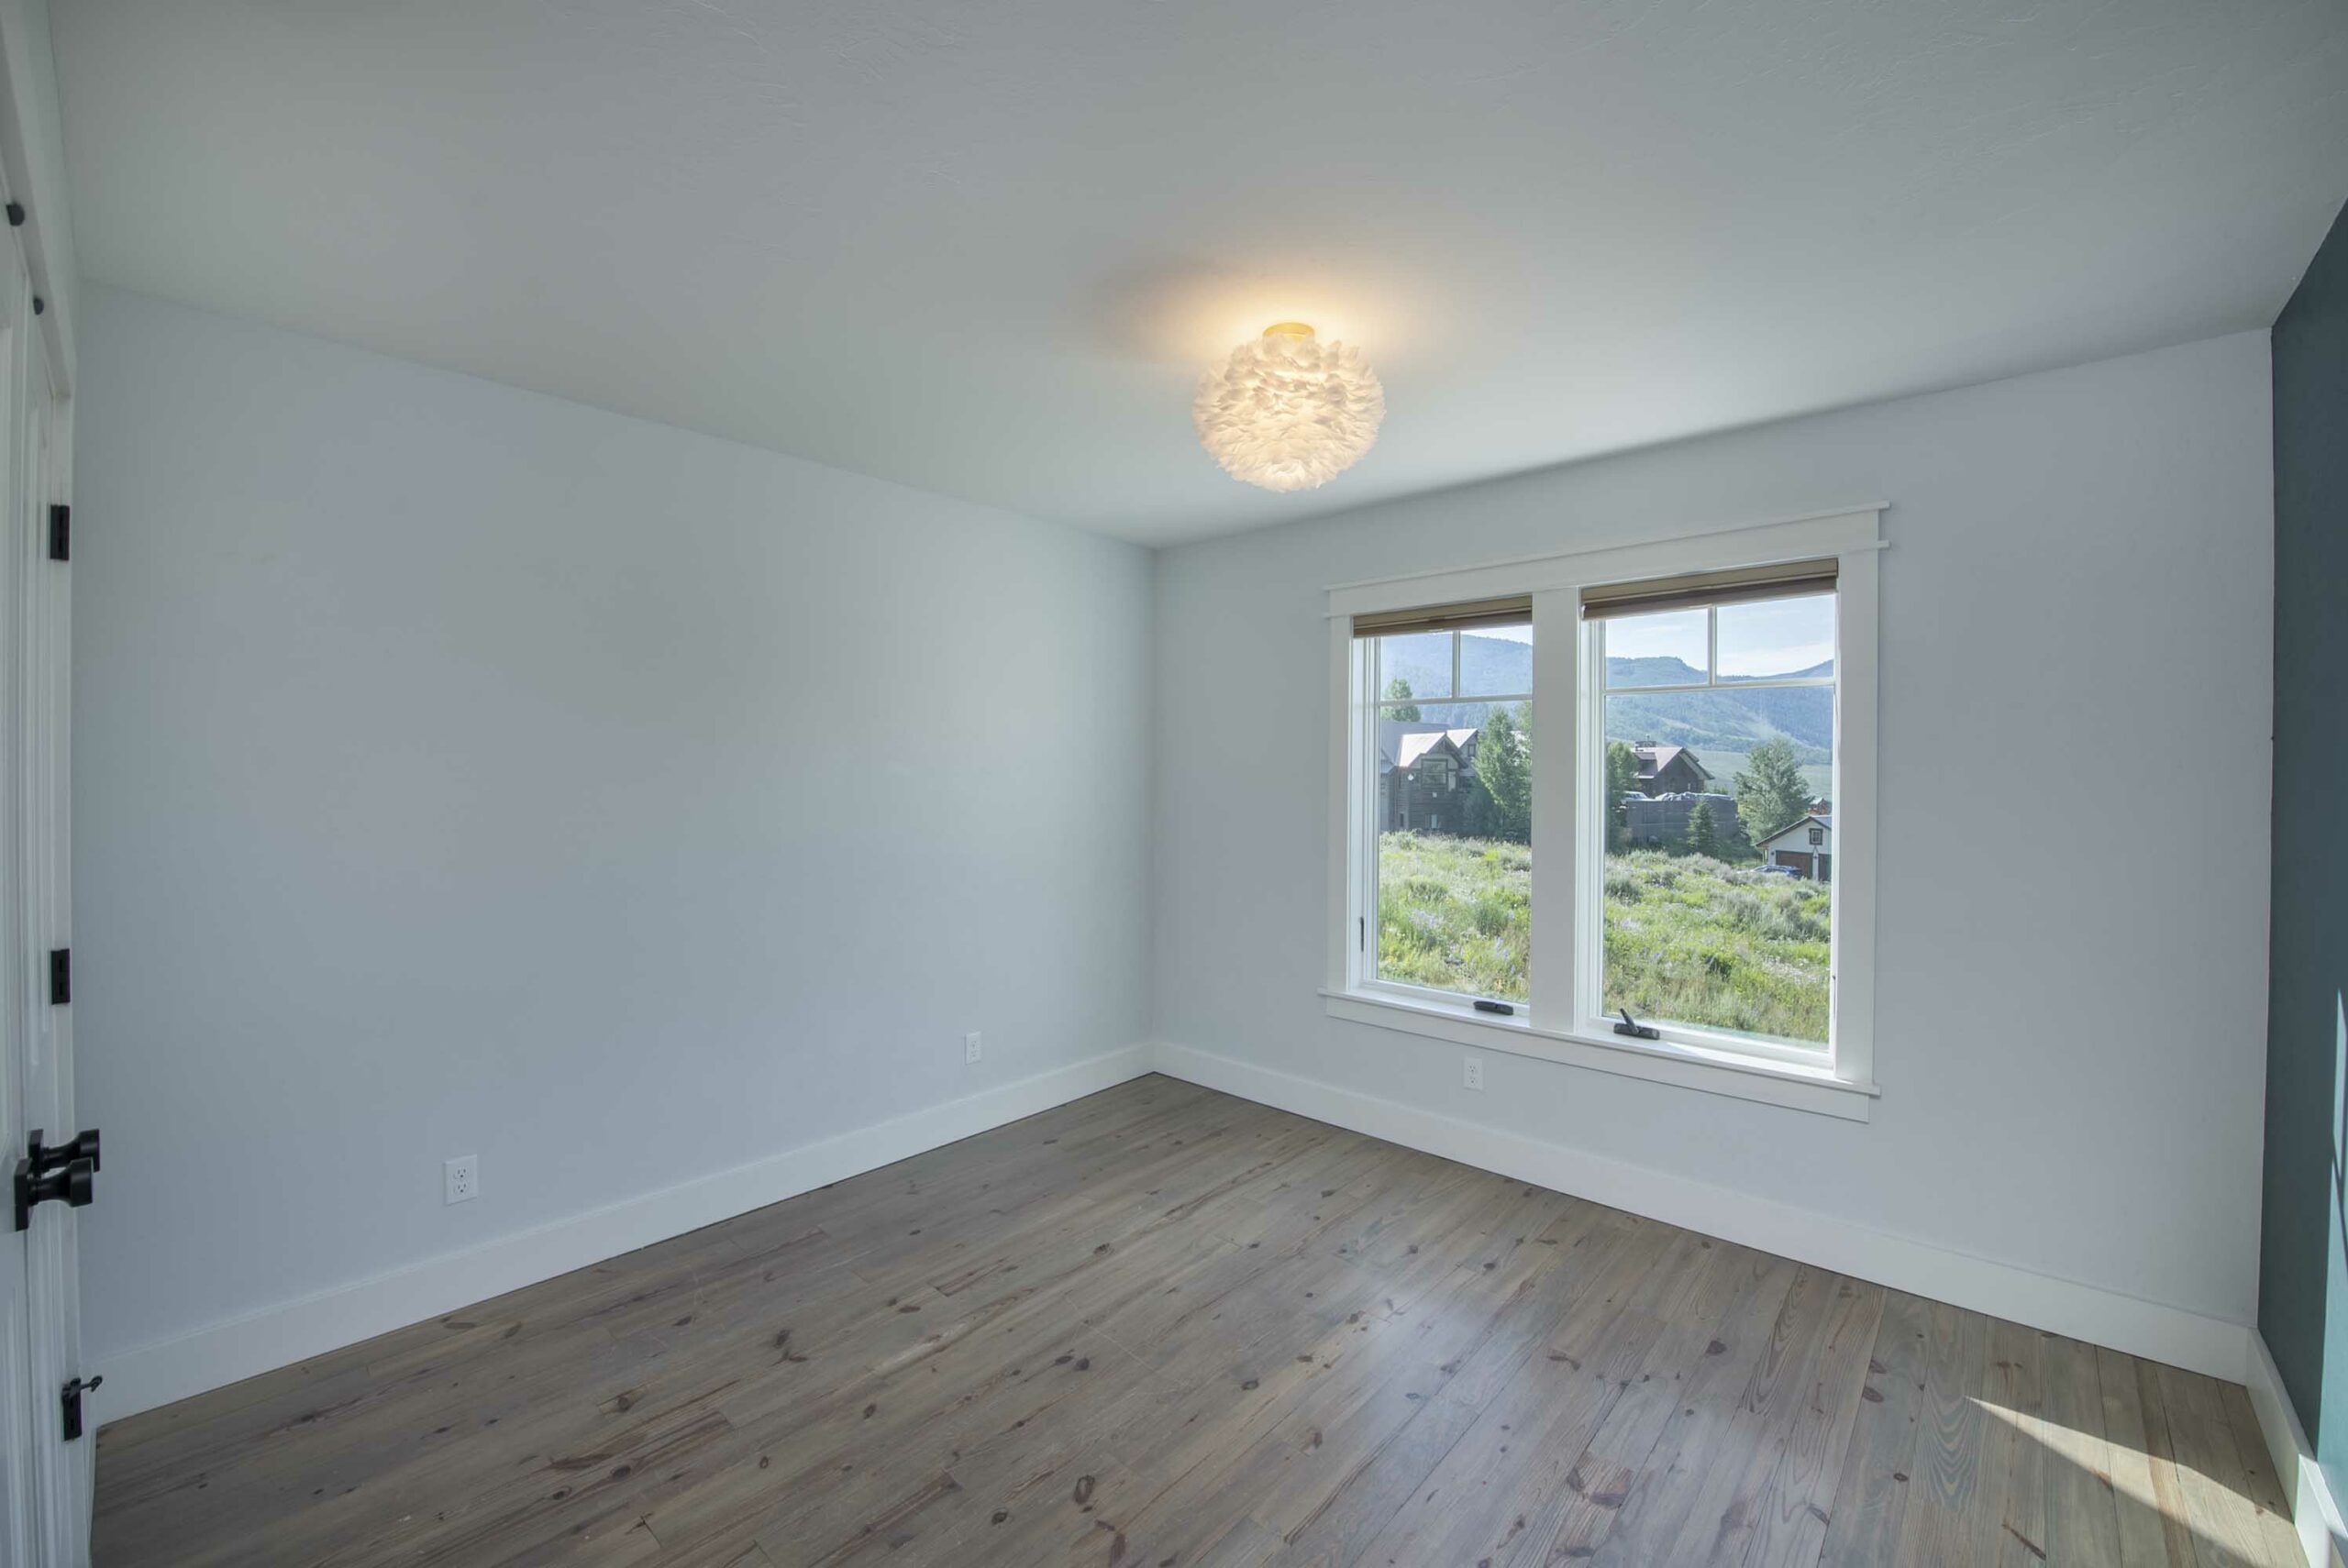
92,1076 -> 2299,1567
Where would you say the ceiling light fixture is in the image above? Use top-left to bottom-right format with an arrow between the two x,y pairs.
1193,323 -> 1384,492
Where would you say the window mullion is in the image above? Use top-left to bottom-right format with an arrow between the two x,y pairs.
1526,589 -> 1579,1032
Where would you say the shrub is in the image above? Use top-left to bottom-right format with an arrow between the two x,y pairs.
1372,834 -> 1830,1037
1373,831 -> 1531,1001
1598,847 -> 1829,1042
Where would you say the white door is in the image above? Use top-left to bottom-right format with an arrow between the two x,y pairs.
0,239 -> 86,1563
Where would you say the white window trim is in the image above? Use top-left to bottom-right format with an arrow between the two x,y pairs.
1324,505 -> 1883,1121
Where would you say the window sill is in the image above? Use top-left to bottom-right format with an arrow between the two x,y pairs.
1319,988 -> 1877,1121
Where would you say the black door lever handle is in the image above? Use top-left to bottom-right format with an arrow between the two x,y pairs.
28,1127 -> 99,1175
14,1155 -> 94,1232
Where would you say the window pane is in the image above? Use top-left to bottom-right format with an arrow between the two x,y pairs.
1374,699 -> 1532,1003
1458,621 -> 1534,697
1600,607 -> 1708,687
1600,686 -> 1832,1047
1376,630 -> 1453,706
1717,593 -> 1835,681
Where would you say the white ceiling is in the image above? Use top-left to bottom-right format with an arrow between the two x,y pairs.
50,0 -> 2348,546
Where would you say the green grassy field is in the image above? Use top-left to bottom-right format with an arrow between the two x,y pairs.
1376,832 -> 1532,1001
1376,834 -> 1831,1043
1601,848 -> 1830,1043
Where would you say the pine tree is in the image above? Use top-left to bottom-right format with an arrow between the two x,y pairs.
1383,678 -> 1421,722
1733,737 -> 1811,844
1687,798 -> 1722,858
1472,705 -> 1532,843
1605,740 -> 1639,850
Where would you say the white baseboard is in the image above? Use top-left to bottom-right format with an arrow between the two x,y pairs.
97,1044 -> 1155,1423
1151,1040 -> 2254,1384
2246,1331 -> 2348,1568
99,1037 -> 2259,1441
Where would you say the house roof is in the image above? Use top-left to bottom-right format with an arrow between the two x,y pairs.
1633,743 -> 1710,782
1755,813 -> 1833,848
1377,721 -> 1479,772
1388,727 -> 1479,770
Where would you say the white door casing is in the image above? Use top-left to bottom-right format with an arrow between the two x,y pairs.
1,217 -> 83,1565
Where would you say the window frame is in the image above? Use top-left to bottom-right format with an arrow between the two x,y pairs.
1573,595 -> 1841,1072
1324,505 -> 1881,1121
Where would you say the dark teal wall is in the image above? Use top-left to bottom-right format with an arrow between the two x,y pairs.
2263,197 -> 2348,1476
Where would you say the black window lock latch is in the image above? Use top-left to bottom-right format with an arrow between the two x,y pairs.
1612,1009 -> 1660,1041
1473,999 -> 1515,1016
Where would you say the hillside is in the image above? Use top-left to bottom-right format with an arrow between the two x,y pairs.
1381,635 -> 1833,767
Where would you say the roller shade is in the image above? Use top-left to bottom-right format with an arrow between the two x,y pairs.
1579,558 -> 1835,621
1351,595 -> 1533,638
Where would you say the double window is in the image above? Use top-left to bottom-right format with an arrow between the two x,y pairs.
1327,510 -> 1879,1118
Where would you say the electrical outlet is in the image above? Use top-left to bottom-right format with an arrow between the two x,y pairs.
1462,1055 -> 1484,1091
965,1032 -> 983,1065
444,1154 -> 479,1205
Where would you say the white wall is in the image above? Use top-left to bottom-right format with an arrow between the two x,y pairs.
72,287 -> 1152,1375
1153,331 -> 2275,1331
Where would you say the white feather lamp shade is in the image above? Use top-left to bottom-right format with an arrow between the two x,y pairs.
1193,324 -> 1384,492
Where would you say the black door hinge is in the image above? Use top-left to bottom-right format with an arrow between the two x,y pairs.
49,947 -> 68,1005
47,502 -> 67,562
61,1375 -> 102,1441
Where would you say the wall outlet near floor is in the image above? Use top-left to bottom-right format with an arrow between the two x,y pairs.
444,1154 -> 479,1205
1463,1055 -> 1484,1091
965,1031 -> 983,1065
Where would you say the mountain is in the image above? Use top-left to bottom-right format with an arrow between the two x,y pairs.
1374,634 -> 1535,705
1379,635 -> 1833,764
